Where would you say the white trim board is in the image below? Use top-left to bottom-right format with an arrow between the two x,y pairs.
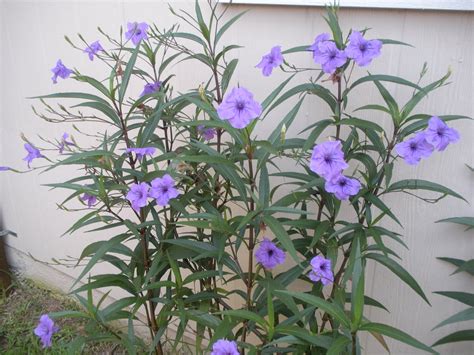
217,0 -> 474,11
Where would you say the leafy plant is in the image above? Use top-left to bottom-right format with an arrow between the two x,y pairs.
1,1 -> 469,354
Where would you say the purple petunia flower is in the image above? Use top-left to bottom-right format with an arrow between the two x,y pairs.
309,34 -> 347,74
149,174 -> 179,206
51,59 -> 73,84
197,125 -> 217,141
125,22 -> 149,46
23,143 -> 44,168
0,166 -> 10,171
217,87 -> 262,129
59,132 -> 74,154
81,193 -> 97,208
308,33 -> 331,62
255,238 -> 286,270
310,141 -> 348,180
424,116 -> 460,151
324,174 -> 361,200
256,45 -> 284,76
34,314 -> 59,349
395,132 -> 434,165
84,40 -> 104,61
211,339 -> 239,355
126,182 -> 150,212
140,81 -> 162,97
126,147 -> 156,160
345,30 -> 382,67
309,255 -> 334,286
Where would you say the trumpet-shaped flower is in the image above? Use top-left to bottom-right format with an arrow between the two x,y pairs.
255,238 -> 286,270
309,255 -> 334,286
126,182 -> 149,212
125,22 -> 149,46
211,339 -> 239,355
149,174 -> 179,206
126,147 -> 156,160
324,174 -> 361,200
395,132 -> 434,165
81,193 -> 97,208
23,143 -> 44,168
310,141 -> 348,180
34,314 -> 59,349
217,87 -> 262,129
198,125 -> 217,141
424,116 -> 460,151
256,45 -> 284,76
345,30 -> 382,67
84,40 -> 104,61
140,81 -> 162,97
51,60 -> 73,84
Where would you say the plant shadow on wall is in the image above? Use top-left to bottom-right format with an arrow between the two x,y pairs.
1,1 -> 470,354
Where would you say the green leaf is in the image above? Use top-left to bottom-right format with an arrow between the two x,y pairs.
221,58 -> 238,94
346,74 -> 421,96
432,330 -> 474,347
437,257 -> 474,276
436,217 -> 474,230
220,309 -> 267,328
327,336 -> 351,355
387,179 -> 466,202
275,290 -> 350,328
433,291 -> 474,307
263,216 -> 299,264
433,308 -> 474,330
119,44 -> 140,102
365,253 -> 430,305
359,322 -> 436,354
215,10 -> 247,45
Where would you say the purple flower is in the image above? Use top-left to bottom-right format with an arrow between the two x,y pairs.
345,31 -> 382,67
256,45 -> 284,76
59,132 -> 74,154
126,147 -> 156,160
255,238 -> 286,270
84,40 -> 104,61
217,87 -> 262,129
324,174 -> 361,200
395,132 -> 434,165
0,166 -> 10,171
126,182 -> 150,212
308,255 -> 334,286
125,22 -> 149,46
424,116 -> 460,151
51,59 -> 73,84
197,125 -> 217,141
140,81 -> 162,97
34,314 -> 59,349
309,35 -> 347,74
149,174 -> 179,206
81,193 -> 97,208
309,141 -> 348,180
211,339 -> 239,355
23,143 -> 44,168
308,33 -> 330,62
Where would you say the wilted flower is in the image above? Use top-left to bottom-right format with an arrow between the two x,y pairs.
126,147 -> 156,160
81,193 -> 97,208
211,339 -> 239,355
217,87 -> 262,129
309,34 -> 346,74
59,132 -> 74,154
140,81 -> 162,97
395,132 -> 434,165
324,174 -> 361,200
125,22 -> 149,46
34,314 -> 59,349
310,140 -> 348,180
149,174 -> 179,206
51,59 -> 73,84
309,255 -> 334,286
23,143 -> 44,168
424,116 -> 460,151
345,30 -> 382,67
197,125 -> 217,141
255,238 -> 286,270
126,182 -> 150,212
256,45 -> 284,76
84,40 -> 104,61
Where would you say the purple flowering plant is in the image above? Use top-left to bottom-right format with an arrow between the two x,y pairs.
6,2 -> 469,354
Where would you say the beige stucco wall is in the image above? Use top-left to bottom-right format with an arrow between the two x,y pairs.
1,1 -> 473,354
